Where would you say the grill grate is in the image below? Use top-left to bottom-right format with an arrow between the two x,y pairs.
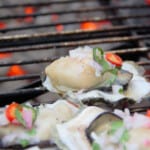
0,0 -> 149,106
0,5 -> 149,20
0,14 -> 150,33
0,0 -> 91,8
0,24 -> 150,47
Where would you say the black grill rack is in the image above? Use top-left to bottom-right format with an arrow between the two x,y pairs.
0,0 -> 149,106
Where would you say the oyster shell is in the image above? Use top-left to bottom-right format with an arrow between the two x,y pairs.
0,100 -> 79,148
86,112 -> 122,142
57,106 -> 105,150
43,46 -> 150,107
87,109 -> 150,150
69,61 -> 150,106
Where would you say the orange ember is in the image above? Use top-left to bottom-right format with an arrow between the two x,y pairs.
56,24 -> 64,32
0,22 -> 6,29
7,65 -> 26,77
146,109 -> 150,117
80,20 -> 111,31
24,6 -> 35,23
0,53 -> 12,59
80,22 -> 97,30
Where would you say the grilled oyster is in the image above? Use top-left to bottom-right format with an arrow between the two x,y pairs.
87,109 -> 150,150
86,112 -> 122,142
0,100 -> 79,148
57,106 -> 105,150
56,106 -> 150,150
43,46 -> 150,106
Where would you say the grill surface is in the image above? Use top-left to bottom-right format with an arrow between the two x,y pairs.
0,0 -> 149,106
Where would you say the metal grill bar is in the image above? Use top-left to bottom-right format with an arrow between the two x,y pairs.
0,33 -> 150,49
0,0 -> 91,8
137,61 -> 150,66
1,14 -> 150,33
0,87 -> 47,106
0,24 -> 150,49
0,5 -> 149,20
130,106 -> 150,113
1,34 -> 150,60
1,24 -> 150,41
0,74 -> 40,82
0,46 -> 149,68
0,57 -> 56,67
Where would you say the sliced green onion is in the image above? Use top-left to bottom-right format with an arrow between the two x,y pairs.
123,144 -> 127,150
15,108 -> 26,127
93,47 -> 110,71
102,68 -> 119,86
106,74 -> 117,86
119,88 -> 124,94
93,47 -> 122,85
93,47 -> 104,60
120,129 -> 130,143
20,139 -> 29,147
92,141 -> 101,150
108,120 -> 124,135
27,128 -> 36,136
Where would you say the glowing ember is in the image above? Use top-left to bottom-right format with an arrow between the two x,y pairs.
7,65 -> 26,77
80,22 -> 97,30
80,20 -> 111,31
56,24 -> 64,32
0,53 -> 12,59
51,14 -> 63,32
145,0 -> 150,5
0,22 -> 6,29
24,6 -> 35,23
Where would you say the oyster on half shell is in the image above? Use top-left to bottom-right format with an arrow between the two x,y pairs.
56,106 -> 105,150
87,109 -> 150,150
0,100 -> 79,149
43,46 -> 150,106
57,106 -> 150,150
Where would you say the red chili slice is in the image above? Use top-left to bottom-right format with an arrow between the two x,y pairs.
105,53 -> 123,67
5,102 -> 22,122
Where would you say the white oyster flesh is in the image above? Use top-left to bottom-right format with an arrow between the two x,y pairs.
125,75 -> 150,102
122,62 -> 150,102
69,46 -> 93,59
42,76 -> 58,93
0,100 -> 79,146
71,85 -> 125,103
57,106 -> 105,150
73,61 -> 150,103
